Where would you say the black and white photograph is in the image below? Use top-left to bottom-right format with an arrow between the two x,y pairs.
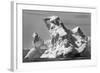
11,2 -> 97,71
22,10 -> 91,62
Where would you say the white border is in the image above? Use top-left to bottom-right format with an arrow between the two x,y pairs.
11,1 -> 97,72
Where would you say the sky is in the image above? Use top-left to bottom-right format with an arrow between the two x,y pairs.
23,10 -> 91,49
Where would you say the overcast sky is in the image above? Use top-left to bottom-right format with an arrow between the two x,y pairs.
23,10 -> 91,49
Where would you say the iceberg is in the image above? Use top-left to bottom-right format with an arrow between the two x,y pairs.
24,16 -> 89,59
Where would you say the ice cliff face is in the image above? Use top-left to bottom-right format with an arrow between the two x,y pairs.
24,16 -> 88,59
